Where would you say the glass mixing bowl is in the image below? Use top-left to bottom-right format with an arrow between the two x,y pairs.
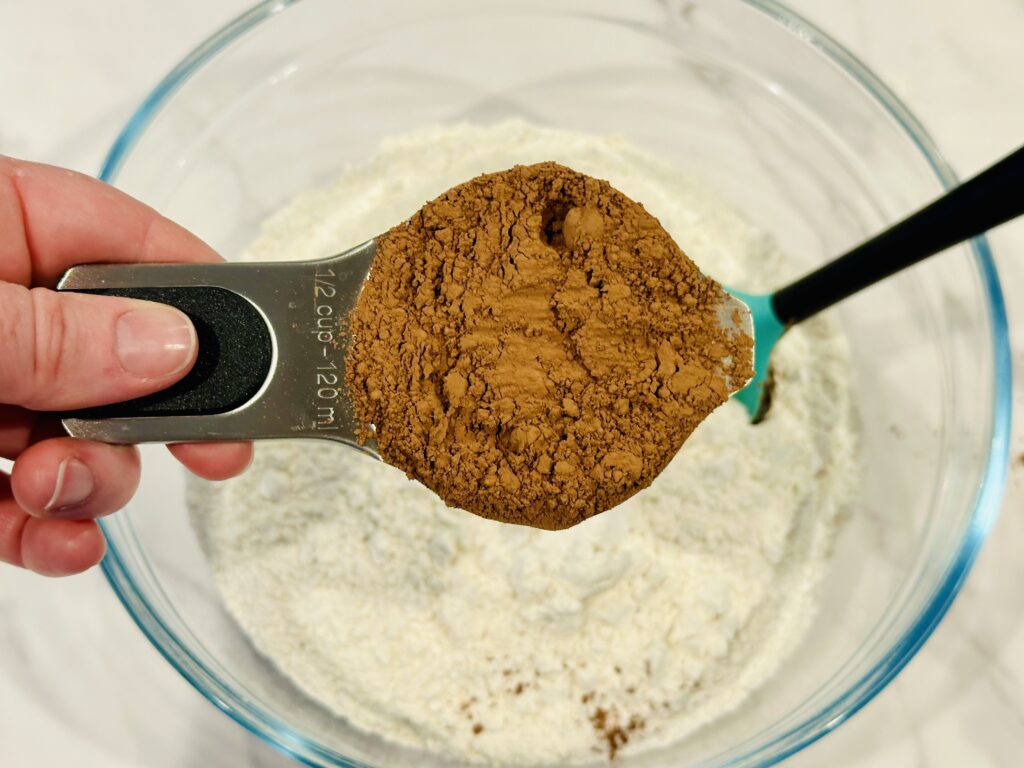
96,1 -> 1011,766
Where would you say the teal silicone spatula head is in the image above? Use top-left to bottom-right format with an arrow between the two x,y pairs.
726,289 -> 785,422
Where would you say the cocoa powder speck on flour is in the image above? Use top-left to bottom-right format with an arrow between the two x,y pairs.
189,122 -> 857,765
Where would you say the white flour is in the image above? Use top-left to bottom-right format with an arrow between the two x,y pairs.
189,122 -> 856,765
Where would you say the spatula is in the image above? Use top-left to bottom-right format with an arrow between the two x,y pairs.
729,144 -> 1023,421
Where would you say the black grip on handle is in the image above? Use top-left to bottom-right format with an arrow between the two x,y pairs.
61,286 -> 273,419
772,144 -> 1024,325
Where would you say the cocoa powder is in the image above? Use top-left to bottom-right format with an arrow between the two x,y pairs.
590,707 -> 644,760
347,162 -> 752,529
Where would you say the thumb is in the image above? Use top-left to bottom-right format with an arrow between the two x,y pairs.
0,283 -> 197,411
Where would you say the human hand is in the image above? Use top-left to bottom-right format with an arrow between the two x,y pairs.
0,157 -> 253,576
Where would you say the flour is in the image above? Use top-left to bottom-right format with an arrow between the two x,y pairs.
188,122 -> 857,765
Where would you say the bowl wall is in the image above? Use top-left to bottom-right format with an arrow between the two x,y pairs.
99,1 -> 1010,766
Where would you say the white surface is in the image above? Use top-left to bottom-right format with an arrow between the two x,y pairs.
1,1 -> 1022,766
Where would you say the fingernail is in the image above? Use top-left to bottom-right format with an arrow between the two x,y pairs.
45,458 -> 95,514
116,306 -> 196,378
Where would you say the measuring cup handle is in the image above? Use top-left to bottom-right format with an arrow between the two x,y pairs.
57,283 -> 272,421
772,144 -> 1024,325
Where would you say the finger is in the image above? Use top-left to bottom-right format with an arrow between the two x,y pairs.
0,477 -> 26,567
0,156 -> 220,287
0,413 -> 76,461
0,405 -> 35,459
26,415 -> 69,445
0,476 -> 106,575
10,438 -> 141,520
22,518 -> 106,576
168,441 -> 254,481
0,284 -> 197,410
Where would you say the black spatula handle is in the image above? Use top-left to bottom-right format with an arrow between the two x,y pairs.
772,144 -> 1024,325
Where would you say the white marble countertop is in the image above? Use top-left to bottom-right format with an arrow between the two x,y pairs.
1,1 -> 1022,766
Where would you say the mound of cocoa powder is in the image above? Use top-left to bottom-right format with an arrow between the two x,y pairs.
346,162 -> 752,529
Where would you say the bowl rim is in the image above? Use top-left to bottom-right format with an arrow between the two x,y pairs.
96,1 -> 1013,767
